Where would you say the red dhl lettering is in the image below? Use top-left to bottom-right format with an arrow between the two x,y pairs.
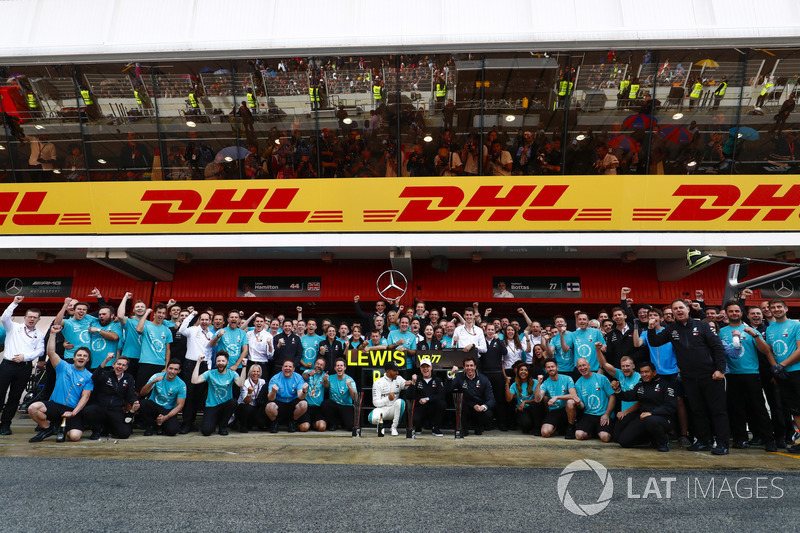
667,184 -> 800,222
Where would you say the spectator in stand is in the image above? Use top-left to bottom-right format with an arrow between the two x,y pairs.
486,140 -> 513,176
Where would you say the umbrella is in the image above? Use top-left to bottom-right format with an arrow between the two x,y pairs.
608,135 -> 640,153
199,67 -> 215,74
215,146 -> 250,162
658,125 -> 693,145
729,126 -> 759,141
695,59 -> 720,68
214,69 -> 231,75
622,113 -> 658,130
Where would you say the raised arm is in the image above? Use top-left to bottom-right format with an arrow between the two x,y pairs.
191,356 -> 207,384
1,295 -> 23,331
179,311 -> 196,335
595,341 -> 616,375
46,324 -> 64,368
235,363 -> 248,387
54,297 -> 75,327
117,292 -> 132,326
136,309 -> 152,334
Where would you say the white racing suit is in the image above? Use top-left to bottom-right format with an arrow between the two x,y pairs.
369,374 -> 409,429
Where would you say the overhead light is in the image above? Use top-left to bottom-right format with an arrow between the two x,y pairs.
274,138 -> 281,145
621,251 -> 637,263
343,117 -> 352,125
177,252 -> 193,264
687,160 -> 697,167
34,124 -> 45,130
423,135 -> 433,143
185,121 -> 196,127
472,252 -> 482,263
505,115 -> 516,122
322,252 -> 333,263
52,169 -> 61,174
0,145 -> 6,150
224,156 -> 233,162
672,113 -> 684,120
36,252 -> 56,263
776,251 -> 796,262
737,133 -> 743,139
576,134 -> 585,141
97,158 -> 107,164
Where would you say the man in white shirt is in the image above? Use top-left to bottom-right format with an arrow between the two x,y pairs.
178,308 -> 220,434
369,362 -> 411,436
246,314 -> 274,374
0,296 -> 44,435
453,308 -> 488,355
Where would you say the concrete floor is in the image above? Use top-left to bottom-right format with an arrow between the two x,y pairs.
2,417 -> 798,472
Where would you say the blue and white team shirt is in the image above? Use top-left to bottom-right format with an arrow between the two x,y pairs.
574,373 -> 615,416
62,315 -> 100,360
765,319 -> 800,373
139,321 -> 173,366
539,374 -> 575,411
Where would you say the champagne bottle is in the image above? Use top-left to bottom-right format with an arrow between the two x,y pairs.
377,413 -> 384,437
56,417 -> 67,443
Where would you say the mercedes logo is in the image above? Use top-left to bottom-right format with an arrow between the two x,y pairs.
774,280 -> 794,298
376,270 -> 408,301
5,278 -> 23,296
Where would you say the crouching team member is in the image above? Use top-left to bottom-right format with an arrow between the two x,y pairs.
573,356 -> 616,442
235,364 -> 267,432
321,358 -> 358,431
505,363 -> 541,435
370,362 -> 411,436
29,324 -> 94,443
303,358 -> 328,431
82,353 -> 139,440
535,358 -> 578,439
447,356 -> 494,436
266,359 -> 310,433
138,360 -> 186,436
411,357 -> 445,436
192,352 -> 247,436
614,362 -> 676,452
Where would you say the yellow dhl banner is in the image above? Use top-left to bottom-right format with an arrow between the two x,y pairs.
0,175 -> 799,234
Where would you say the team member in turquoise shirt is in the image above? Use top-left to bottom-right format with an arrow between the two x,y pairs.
219,311 -> 248,369
28,324 -> 94,443
596,346 -> 640,442
561,312 -> 606,373
322,358 -> 358,431
138,360 -> 186,436
299,319 -> 325,371
573,357 -> 615,442
266,359 -> 310,433
547,315 -> 574,374
302,357 -> 328,432
54,298 -> 99,362
765,299 -> 800,454
535,358 -> 578,439
192,352 -> 246,436
387,316 -> 417,370
88,305 -> 122,369
136,304 -> 173,391
117,292 -> 147,379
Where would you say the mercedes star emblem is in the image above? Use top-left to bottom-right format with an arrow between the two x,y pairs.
376,270 -> 408,301
5,278 -> 23,296
774,280 -> 794,298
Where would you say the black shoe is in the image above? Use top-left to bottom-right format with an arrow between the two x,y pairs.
732,441 -> 750,449
711,446 -> 729,456
787,444 -> 800,454
414,426 -> 422,434
239,426 -> 249,433
270,421 -> 279,434
143,427 -> 154,436
89,431 -> 101,441
657,442 -> 670,452
179,424 -> 197,435
499,424 -> 508,432
474,427 -> 483,436
747,438 -> 763,446
218,427 -> 229,436
432,427 -> 443,437
776,439 -> 787,449
287,421 -> 296,433
0,425 -> 12,436
29,425 -> 55,443
564,424 -> 576,440
765,441 -> 778,452
327,424 -> 338,432
687,442 -> 710,452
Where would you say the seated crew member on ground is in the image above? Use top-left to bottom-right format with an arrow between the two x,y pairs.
266,359 -> 310,433
321,357 -> 359,431
573,356 -> 616,442
614,361 -> 676,452
535,358 -> 578,439
192,351 -> 247,436
447,356 -> 495,436
236,363 -> 267,432
303,357 -> 328,432
369,362 -> 411,436
28,324 -> 94,443
138,360 -> 186,436
505,363 -> 543,435
83,353 -> 139,440
410,357 -> 445,436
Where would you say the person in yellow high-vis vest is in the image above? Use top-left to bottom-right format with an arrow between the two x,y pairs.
618,78 -> 630,108
756,75 -> 775,108
434,78 -> 446,107
688,77 -> 703,109
372,82 -> 382,108
247,90 -> 257,112
712,76 -> 727,110
309,85 -> 320,111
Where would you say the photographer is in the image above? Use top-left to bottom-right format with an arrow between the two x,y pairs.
379,141 -> 398,177
348,147 -> 379,177
295,153 -> 317,178
433,146 -> 462,176
406,144 -> 429,177
461,134 -> 487,176
486,140 -> 512,176
537,140 -> 562,174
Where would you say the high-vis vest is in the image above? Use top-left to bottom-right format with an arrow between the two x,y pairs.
189,93 -> 199,108
435,83 -> 446,97
373,84 -> 382,100
247,91 -> 257,108
761,81 -> 774,96
558,80 -> 568,96
628,84 -> 640,99
690,82 -> 703,98
619,80 -> 630,95
134,90 -> 143,104
715,81 -> 727,97
309,87 -> 319,102
80,90 -> 93,106
26,93 -> 37,109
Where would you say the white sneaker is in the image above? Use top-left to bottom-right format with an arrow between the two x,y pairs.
391,427 -> 399,436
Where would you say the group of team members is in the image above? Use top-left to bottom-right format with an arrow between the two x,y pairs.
1,288 -> 799,456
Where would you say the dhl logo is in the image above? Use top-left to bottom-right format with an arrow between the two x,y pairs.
2,182 -> 800,228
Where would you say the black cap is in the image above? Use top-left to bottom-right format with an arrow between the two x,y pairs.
384,362 -> 400,372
